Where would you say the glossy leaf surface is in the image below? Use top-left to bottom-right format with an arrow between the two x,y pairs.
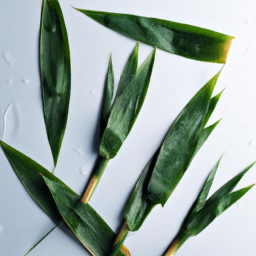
1,141 -> 130,256
202,89 -> 224,129
164,161 -> 255,255
76,9 -> 233,63
191,157 -> 221,214
101,55 -> 114,137
100,48 -> 156,159
115,42 -> 139,100
0,140 -> 63,224
124,155 -> 157,231
191,119 -> 221,160
43,176 -> 130,256
146,71 -> 221,206
205,162 -> 255,207
123,75 -> 222,232
187,185 -> 254,235
41,0 -> 71,165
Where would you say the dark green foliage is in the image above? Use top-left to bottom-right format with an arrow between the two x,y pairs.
101,55 -> 114,137
43,176 -> 128,256
76,9 -> 234,63
146,71 -> 221,206
100,48 -> 156,159
1,141 -> 129,256
40,0 -> 71,165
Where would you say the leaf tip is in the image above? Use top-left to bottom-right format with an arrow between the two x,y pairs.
71,6 -> 79,11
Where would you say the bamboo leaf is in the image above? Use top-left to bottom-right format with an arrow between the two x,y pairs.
43,176 -> 130,256
164,161 -> 255,255
75,9 -> 234,63
100,48 -> 156,159
1,141 -> 130,256
0,140 -> 64,224
115,41 -> 139,100
202,89 -> 224,129
191,119 -> 221,160
188,89 -> 224,164
191,156 -> 222,214
111,74 -> 222,255
187,185 -> 254,235
124,154 -> 157,231
205,162 -> 256,207
146,71 -> 221,206
41,0 -> 71,166
101,55 -> 114,137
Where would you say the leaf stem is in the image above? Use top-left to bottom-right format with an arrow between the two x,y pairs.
164,228 -> 191,256
111,221 -> 130,256
80,155 -> 109,204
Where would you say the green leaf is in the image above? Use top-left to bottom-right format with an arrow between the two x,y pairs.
187,185 -> 254,235
43,176 -> 130,256
101,55 -> 115,137
164,161 -> 255,255
191,156 -> 222,214
202,89 -> 224,129
205,162 -> 256,207
191,119 -> 221,160
100,48 -> 156,159
188,89 -> 224,164
75,9 -> 234,63
124,154 -> 157,231
146,71 -> 221,206
115,42 -> 139,100
41,0 -> 71,166
0,141 -> 130,256
0,140 -> 64,224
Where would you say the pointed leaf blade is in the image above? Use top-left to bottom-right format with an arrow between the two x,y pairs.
191,157 -> 222,214
100,48 -> 156,159
187,185 -> 254,235
76,9 -> 234,63
0,141 -> 64,224
146,71 -> 221,206
43,176 -> 130,256
205,162 -> 256,206
191,119 -> 221,160
202,89 -> 224,129
101,55 -> 114,136
115,42 -> 139,100
41,0 -> 71,165
124,154 -> 157,231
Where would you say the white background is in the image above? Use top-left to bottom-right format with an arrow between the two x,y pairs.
0,0 -> 256,255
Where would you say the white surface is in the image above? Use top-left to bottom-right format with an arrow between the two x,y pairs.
0,0 -> 256,255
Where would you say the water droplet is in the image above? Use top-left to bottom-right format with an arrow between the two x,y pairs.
80,166 -> 89,176
3,51 -> 16,65
250,138 -> 256,146
91,90 -> 96,95
23,79 -> 31,84
1,102 -> 20,140
7,79 -> 12,84
245,19 -> 253,25
74,147 -> 84,156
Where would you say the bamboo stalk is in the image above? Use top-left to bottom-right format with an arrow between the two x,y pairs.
80,155 -> 109,204
164,229 -> 191,256
164,239 -> 179,256
111,221 -> 130,256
